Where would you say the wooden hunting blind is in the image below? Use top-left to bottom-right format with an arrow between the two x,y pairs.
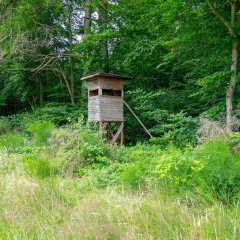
81,72 -> 132,145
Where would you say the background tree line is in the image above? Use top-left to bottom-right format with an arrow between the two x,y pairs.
0,0 -> 240,143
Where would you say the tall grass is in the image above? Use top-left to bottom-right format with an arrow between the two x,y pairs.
61,189 -> 240,240
0,176 -> 240,240
0,175 -> 70,239
1,121 -> 240,239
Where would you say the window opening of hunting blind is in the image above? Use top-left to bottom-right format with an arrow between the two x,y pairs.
89,89 -> 122,97
102,89 -> 122,97
89,89 -> 99,97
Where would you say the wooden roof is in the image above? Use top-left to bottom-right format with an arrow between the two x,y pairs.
81,72 -> 132,81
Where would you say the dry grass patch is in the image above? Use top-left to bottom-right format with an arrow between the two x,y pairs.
57,189 -> 240,240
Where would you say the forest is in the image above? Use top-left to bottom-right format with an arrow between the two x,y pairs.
1,0 -> 240,239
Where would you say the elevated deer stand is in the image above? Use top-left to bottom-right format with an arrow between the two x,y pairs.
81,72 -> 132,145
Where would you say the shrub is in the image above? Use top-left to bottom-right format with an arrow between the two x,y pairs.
150,112 -> 198,148
153,138 -> 240,202
33,103 -> 85,125
5,113 -> 34,132
90,163 -> 122,188
124,89 -> 198,146
0,119 -> 12,135
192,138 -> 240,202
121,138 -> 240,202
121,145 -> 161,187
79,128 -> 119,167
153,146 -> 204,190
49,122 -> 120,177
48,125 -> 81,176
229,132 -> 240,152
122,161 -> 148,187
27,120 -> 54,145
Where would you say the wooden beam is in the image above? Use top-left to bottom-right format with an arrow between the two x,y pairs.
124,100 -> 153,138
107,123 -> 114,138
120,123 -> 124,146
110,122 -> 124,144
99,121 -> 103,131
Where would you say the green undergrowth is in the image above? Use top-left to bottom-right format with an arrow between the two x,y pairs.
0,118 -> 240,239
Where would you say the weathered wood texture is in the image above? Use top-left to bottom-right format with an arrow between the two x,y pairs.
110,122 -> 124,144
88,78 -> 123,91
88,79 -> 100,90
88,96 -> 123,121
99,78 -> 123,90
81,72 -> 132,81
88,96 -> 101,121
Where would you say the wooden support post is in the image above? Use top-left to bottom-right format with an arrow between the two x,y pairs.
124,100 -> 153,138
99,121 -> 103,131
107,123 -> 114,138
107,124 -> 111,141
110,122 -> 124,144
120,122 -> 124,146
100,122 -> 124,145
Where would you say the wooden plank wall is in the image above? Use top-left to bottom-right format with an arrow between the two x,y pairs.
88,96 -> 101,121
88,79 -> 100,90
99,78 -> 123,90
88,96 -> 123,122
99,96 -> 123,121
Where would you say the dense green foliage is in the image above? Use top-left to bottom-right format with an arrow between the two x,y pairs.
1,1 -> 240,238
1,0 -> 240,143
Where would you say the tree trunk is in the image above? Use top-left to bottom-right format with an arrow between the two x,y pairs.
53,68 -> 74,104
226,37 -> 238,133
69,54 -> 75,104
39,79 -> 43,107
98,0 -> 109,73
81,0 -> 92,107
226,0 -> 238,133
66,0 -> 75,104
83,0 -> 92,76
84,0 -> 92,36
206,0 -> 239,133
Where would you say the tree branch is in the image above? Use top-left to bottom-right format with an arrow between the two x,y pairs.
206,0 -> 237,38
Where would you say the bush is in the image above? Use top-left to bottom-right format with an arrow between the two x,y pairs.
150,112 -> 198,148
27,120 -> 54,145
5,113 -> 33,132
89,163 -> 122,188
79,129 -> 113,166
192,138 -> 240,202
121,138 -> 240,202
33,103 -> 85,125
153,146 -> 202,189
122,161 -> 148,187
48,125 -> 81,176
121,145 -> 161,187
124,89 -> 198,146
155,138 -> 240,202
229,132 -> 240,152
48,122 -> 120,177
0,119 -> 12,135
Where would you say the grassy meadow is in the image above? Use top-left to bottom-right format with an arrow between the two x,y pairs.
0,116 -> 240,240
